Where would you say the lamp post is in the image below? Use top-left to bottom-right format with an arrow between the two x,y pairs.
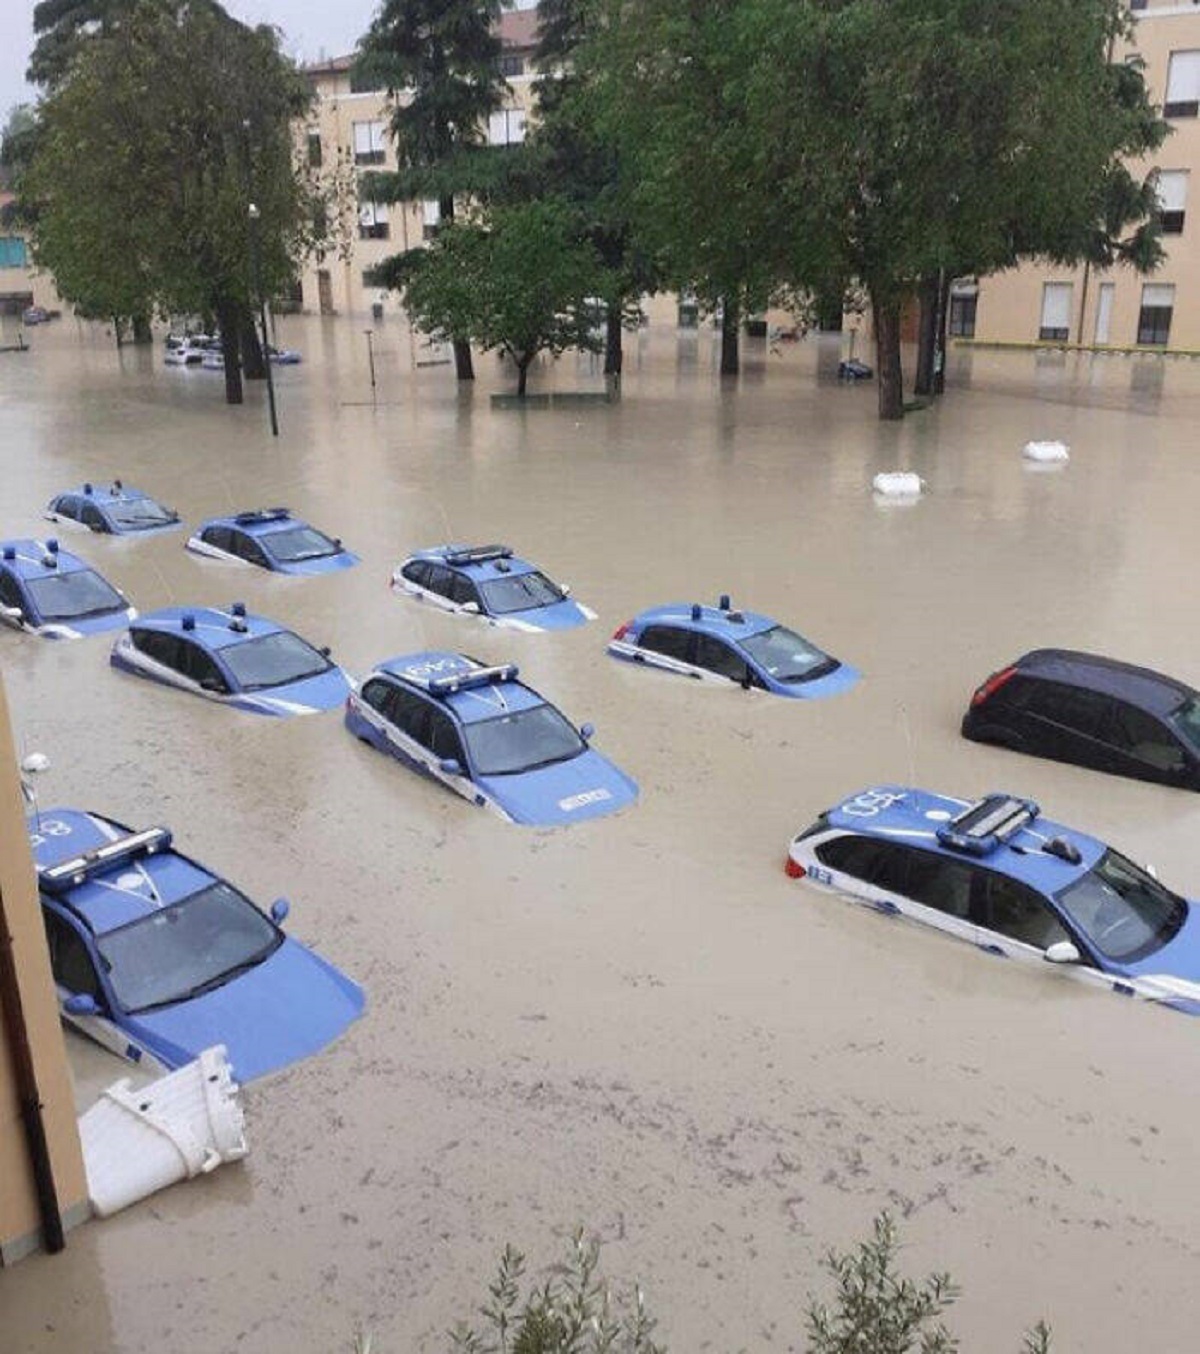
247,202 -> 279,438
364,329 -> 377,407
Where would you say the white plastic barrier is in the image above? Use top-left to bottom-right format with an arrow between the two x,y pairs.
79,1046 -> 248,1217
1023,439 -> 1070,463
872,471 -> 923,497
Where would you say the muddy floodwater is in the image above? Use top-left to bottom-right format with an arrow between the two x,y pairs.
3,318 -> 1200,1352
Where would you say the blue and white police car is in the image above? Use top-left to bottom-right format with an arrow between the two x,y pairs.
111,604 -> 351,716
392,544 -> 595,631
0,538 -> 136,639
786,787 -> 1200,1014
187,508 -> 359,576
45,481 -> 182,537
31,808 -> 364,1081
608,597 -> 859,698
345,651 -> 638,825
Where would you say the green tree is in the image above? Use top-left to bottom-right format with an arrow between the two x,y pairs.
355,0 -> 511,382
385,197 -> 604,397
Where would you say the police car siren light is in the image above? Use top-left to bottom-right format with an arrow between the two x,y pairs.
182,614 -> 196,631
46,539 -> 59,554
719,594 -> 731,611
2,546 -> 14,560
113,479 -> 123,491
231,601 -> 247,617
83,483 -> 93,495
691,604 -> 702,621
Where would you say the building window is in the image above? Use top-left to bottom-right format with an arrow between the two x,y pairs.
1137,283 -> 1175,345
1165,50 -> 1200,119
500,55 -> 524,77
0,236 -> 28,268
1038,282 -> 1072,342
353,120 -> 386,165
948,294 -> 977,338
422,199 -> 440,241
359,201 -> 390,241
306,131 -> 323,168
487,109 -> 527,146
1130,0 -> 1147,10
1156,169 -> 1188,234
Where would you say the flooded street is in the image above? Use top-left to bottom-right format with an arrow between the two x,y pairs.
3,317 -> 1200,1351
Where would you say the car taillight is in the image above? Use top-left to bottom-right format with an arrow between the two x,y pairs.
784,856 -> 805,878
971,665 -> 1017,708
612,621 -> 632,641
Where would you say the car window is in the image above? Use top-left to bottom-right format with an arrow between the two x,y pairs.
132,628 -> 183,669
179,640 -> 228,691
361,677 -> 393,712
639,625 -> 693,663
423,564 -> 453,599
992,674 -> 1036,709
401,560 -> 431,588
53,496 -> 79,521
386,687 -> 433,745
1027,680 -> 1110,737
982,874 -> 1070,950
1106,700 -> 1186,772
447,572 -> 480,607
0,569 -> 23,611
427,709 -> 466,762
817,835 -> 895,879
693,634 -> 750,682
202,525 -> 233,552
899,849 -> 974,919
80,502 -> 106,532
232,532 -> 269,568
42,909 -> 104,1001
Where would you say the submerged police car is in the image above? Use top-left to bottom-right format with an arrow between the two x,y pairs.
187,507 -> 359,576
45,481 -> 181,536
786,787 -> 1200,1014
608,596 -> 858,698
392,544 -> 595,631
345,651 -> 637,825
0,538 -> 136,639
31,809 -> 364,1081
111,604 -> 351,716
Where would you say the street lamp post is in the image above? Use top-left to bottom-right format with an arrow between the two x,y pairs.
247,202 -> 279,438
364,329 -> 377,407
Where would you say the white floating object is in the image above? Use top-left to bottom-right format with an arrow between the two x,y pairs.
20,751 -> 49,773
79,1046 -> 247,1217
1023,440 -> 1069,463
872,471 -> 923,497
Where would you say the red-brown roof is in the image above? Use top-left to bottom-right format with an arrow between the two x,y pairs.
303,5 -> 539,76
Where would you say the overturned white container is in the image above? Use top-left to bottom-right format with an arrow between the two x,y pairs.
1023,439 -> 1070,463
79,1046 -> 248,1217
872,471 -> 923,497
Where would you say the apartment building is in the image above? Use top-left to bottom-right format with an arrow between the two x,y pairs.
296,9 -> 540,318
0,193 -> 61,318
970,0 -> 1200,350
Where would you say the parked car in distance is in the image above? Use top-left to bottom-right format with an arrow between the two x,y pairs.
962,650 -> 1200,790
608,596 -> 859,699
345,650 -> 638,825
30,808 -> 364,1081
393,544 -> 595,631
266,344 -> 302,364
164,339 -> 207,366
786,786 -> 1200,1015
0,538 -> 135,638
187,507 -> 359,575
45,481 -> 182,536
111,603 -> 351,715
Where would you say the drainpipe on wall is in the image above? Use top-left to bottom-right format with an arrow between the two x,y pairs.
1077,260 -> 1092,347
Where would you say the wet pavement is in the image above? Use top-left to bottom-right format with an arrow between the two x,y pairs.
3,316 -> 1200,1351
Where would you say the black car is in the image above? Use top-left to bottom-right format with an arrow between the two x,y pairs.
961,649 -> 1200,790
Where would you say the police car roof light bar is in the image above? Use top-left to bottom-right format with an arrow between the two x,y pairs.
427,663 -> 519,695
444,544 -> 513,566
235,507 -> 290,525
936,794 -> 1039,857
39,826 -> 174,895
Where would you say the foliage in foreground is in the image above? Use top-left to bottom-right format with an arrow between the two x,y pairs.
434,1215 -> 1052,1354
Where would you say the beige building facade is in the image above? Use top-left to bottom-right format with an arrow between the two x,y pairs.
973,1 -> 1200,351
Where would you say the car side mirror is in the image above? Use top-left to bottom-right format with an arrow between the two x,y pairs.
333,538 -> 343,549
1044,940 -> 1081,966
270,898 -> 290,924
1,604 -> 26,622
439,757 -> 463,776
64,992 -> 99,1016
560,583 -> 572,598
579,722 -> 595,742
199,675 -> 226,693
1146,863 -> 1159,881
88,522 -> 102,533
320,646 -> 332,658
461,601 -> 480,615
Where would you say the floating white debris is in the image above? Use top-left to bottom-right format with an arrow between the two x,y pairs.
872,471 -> 923,497
1023,440 -> 1070,463
79,1046 -> 247,1218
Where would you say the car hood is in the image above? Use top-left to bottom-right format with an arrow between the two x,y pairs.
499,598 -> 594,632
41,605 -> 137,639
477,748 -> 638,826
115,520 -> 183,538
236,665 -> 352,716
775,661 -> 861,700
126,937 -> 364,1083
276,550 -> 360,576
1125,901 -> 1200,1006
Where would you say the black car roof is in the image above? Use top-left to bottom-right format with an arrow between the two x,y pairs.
1015,649 -> 1196,717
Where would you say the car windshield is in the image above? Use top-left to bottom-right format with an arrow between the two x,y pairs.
221,630 -> 332,691
96,880 -> 282,1014
107,496 -> 178,530
262,525 -> 341,563
26,569 -> 125,621
1170,697 -> 1200,750
464,703 -> 585,775
739,624 -> 836,682
1057,849 -> 1187,963
478,571 -> 565,615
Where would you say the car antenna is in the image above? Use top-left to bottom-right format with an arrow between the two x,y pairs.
19,749 -> 50,831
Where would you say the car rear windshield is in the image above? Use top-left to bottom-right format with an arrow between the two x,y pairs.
740,624 -> 836,683
26,569 -> 125,621
221,631 -> 332,691
97,880 -> 282,1013
108,497 -> 178,530
1057,849 -> 1187,963
262,525 -> 341,563
478,571 -> 565,615
1170,697 -> 1200,750
464,703 -> 585,775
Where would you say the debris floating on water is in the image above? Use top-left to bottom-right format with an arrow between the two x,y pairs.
1023,440 -> 1070,463
872,471 -> 923,497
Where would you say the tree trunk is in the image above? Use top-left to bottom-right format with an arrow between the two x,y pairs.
440,192 -> 474,381
720,295 -> 739,376
871,292 -> 904,421
112,317 -> 123,349
913,274 -> 938,396
516,356 -> 530,398
933,272 -> 951,395
604,306 -> 622,376
240,312 -> 266,380
131,314 -> 152,345
215,298 -> 243,405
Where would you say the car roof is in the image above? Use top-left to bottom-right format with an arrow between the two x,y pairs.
632,601 -> 775,641
62,482 -> 153,508
1014,648 -> 1194,718
132,605 -> 284,651
824,785 -> 1105,892
372,650 -> 544,723
410,544 -> 537,581
0,538 -> 89,581
31,808 -> 215,936
201,508 -> 303,538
